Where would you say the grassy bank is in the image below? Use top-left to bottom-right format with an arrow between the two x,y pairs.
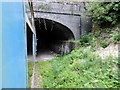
28,25 -> 120,88
28,62 -> 34,88
34,47 -> 119,88
28,2 -> 120,88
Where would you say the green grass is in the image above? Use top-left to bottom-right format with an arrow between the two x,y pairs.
57,0 -> 88,1
33,47 -> 119,88
100,40 -> 109,48
28,24 -> 120,88
112,32 -> 120,43
28,62 -> 34,88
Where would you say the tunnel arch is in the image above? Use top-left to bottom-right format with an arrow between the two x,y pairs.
34,18 -> 75,55
35,18 -> 75,40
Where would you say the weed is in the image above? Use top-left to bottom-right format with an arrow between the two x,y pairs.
112,32 -> 120,43
80,34 -> 91,46
86,2 -> 120,26
100,40 -> 109,48
28,62 -> 34,88
30,47 -> 118,88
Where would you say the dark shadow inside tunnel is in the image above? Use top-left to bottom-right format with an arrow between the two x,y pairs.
35,18 -> 75,56
26,24 -> 33,60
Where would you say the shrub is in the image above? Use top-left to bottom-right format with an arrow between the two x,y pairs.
28,62 -> 34,88
79,34 -> 97,48
100,40 -> 109,48
86,2 -> 120,26
80,34 -> 92,46
113,32 -> 120,43
35,47 -> 119,88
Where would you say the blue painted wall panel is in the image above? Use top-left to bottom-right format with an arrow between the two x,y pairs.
2,2 -> 27,88
0,2 -> 2,90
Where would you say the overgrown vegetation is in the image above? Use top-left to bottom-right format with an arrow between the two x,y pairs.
100,40 -> 109,48
28,62 -> 34,88
87,2 -> 120,26
28,1 -> 120,88
112,32 -> 120,43
28,26 -> 119,87
79,22 -> 120,49
35,47 -> 119,88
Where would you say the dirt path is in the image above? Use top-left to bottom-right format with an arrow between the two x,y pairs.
29,49 -> 58,88
29,43 -> 119,88
31,63 -> 43,88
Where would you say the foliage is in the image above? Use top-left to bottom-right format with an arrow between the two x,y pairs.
34,47 -> 119,88
79,34 -> 97,48
87,2 -> 120,26
28,2 -> 120,88
79,34 -> 91,46
28,62 -> 34,88
112,32 -> 120,43
68,40 -> 80,43
100,40 -> 109,48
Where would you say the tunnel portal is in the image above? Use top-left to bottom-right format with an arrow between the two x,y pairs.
35,18 -> 75,56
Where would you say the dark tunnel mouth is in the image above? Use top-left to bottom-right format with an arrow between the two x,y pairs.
26,23 -> 33,56
35,18 -> 75,55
